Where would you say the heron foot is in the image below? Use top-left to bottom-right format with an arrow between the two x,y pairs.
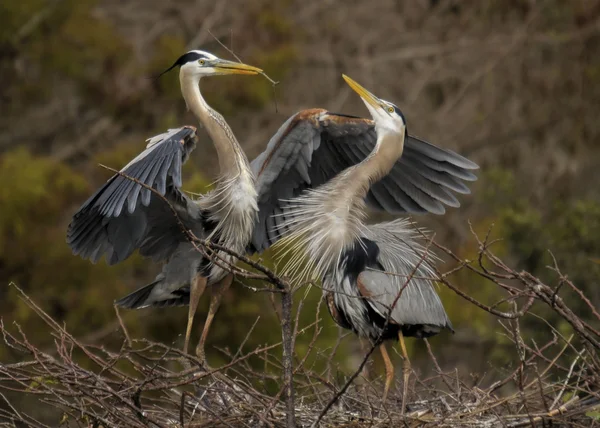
195,343 -> 207,365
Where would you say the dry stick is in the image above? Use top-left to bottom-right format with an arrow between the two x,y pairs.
424,339 -> 456,394
459,338 -> 575,420
280,286 -> 296,428
488,337 -> 558,395
207,28 -> 280,88
10,153 -> 299,421
232,316 -> 261,361
294,298 -> 323,376
550,348 -> 584,411
10,283 -> 131,384
96,166 -> 296,423
469,222 -> 600,346
429,242 -> 536,319
505,396 -> 585,428
96,167 -> 248,281
521,272 -> 600,350
129,319 -> 318,386
510,315 -> 537,428
206,28 -> 280,114
547,251 -> 600,327
4,328 -> 157,426
310,343 -> 380,428
98,164 -> 289,291
324,328 -> 347,383
114,304 -> 132,347
0,392 -> 27,424
462,222 -> 600,350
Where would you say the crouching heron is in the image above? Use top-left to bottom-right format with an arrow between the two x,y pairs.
259,75 -> 477,408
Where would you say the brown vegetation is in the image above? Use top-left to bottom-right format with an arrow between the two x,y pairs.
1,0 -> 600,426
1,224 -> 600,426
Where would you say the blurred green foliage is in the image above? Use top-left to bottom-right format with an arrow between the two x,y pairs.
480,167 -> 600,298
436,167 -> 600,367
0,148 -> 131,361
2,0 -> 129,115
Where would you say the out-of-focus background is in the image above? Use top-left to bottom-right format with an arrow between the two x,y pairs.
2,0 -> 600,415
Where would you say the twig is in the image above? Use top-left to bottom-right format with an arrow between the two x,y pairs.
280,285 -> 296,428
114,304 -> 132,347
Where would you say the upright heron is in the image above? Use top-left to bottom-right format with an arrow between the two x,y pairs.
254,75 -> 476,407
67,50 -> 262,359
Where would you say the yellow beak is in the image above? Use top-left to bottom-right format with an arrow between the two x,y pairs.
213,59 -> 263,75
342,74 -> 381,109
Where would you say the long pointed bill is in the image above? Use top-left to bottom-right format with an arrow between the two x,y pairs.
342,74 -> 381,109
213,59 -> 263,75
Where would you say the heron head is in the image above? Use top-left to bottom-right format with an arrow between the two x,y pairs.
342,74 -> 406,137
159,50 -> 262,79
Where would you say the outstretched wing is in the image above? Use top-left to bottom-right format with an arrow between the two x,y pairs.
250,109 -> 479,253
67,126 -> 203,265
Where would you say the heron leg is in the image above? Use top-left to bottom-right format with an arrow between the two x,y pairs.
359,338 -> 372,379
379,343 -> 394,404
183,275 -> 207,355
195,273 -> 233,362
398,331 -> 411,413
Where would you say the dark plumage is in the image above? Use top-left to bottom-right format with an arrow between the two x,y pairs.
254,75 -> 476,407
67,49 -> 264,360
329,236 -> 451,343
250,109 -> 478,253
67,126 -> 200,266
67,127 -> 210,310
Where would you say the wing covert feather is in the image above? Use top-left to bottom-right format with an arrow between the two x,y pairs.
67,126 -> 202,265
250,111 -> 479,253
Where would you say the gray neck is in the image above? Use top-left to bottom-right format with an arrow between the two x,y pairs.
180,73 -> 248,178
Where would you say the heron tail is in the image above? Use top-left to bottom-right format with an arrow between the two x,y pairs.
115,280 -> 190,309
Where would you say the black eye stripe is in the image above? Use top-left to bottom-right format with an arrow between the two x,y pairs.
391,104 -> 407,123
175,52 -> 207,66
156,52 -> 210,79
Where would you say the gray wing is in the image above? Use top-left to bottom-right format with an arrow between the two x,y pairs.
67,126 -> 203,265
360,219 -> 452,334
250,109 -> 479,253
114,243 -> 199,309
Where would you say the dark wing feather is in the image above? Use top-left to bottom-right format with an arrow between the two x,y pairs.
67,126 -> 202,265
250,110 -> 479,253
250,111 -> 479,253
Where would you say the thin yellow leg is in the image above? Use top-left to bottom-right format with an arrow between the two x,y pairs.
195,274 -> 233,362
183,276 -> 207,354
398,331 -> 411,413
379,343 -> 394,403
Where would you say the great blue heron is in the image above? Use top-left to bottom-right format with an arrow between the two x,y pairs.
254,74 -> 478,407
67,50 -> 262,360
67,50 -> 477,370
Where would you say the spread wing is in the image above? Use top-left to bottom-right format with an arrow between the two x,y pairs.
67,126 -> 203,265
250,109 -> 479,253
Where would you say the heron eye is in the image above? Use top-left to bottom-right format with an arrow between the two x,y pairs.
199,59 -> 205,65
388,106 -> 394,113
